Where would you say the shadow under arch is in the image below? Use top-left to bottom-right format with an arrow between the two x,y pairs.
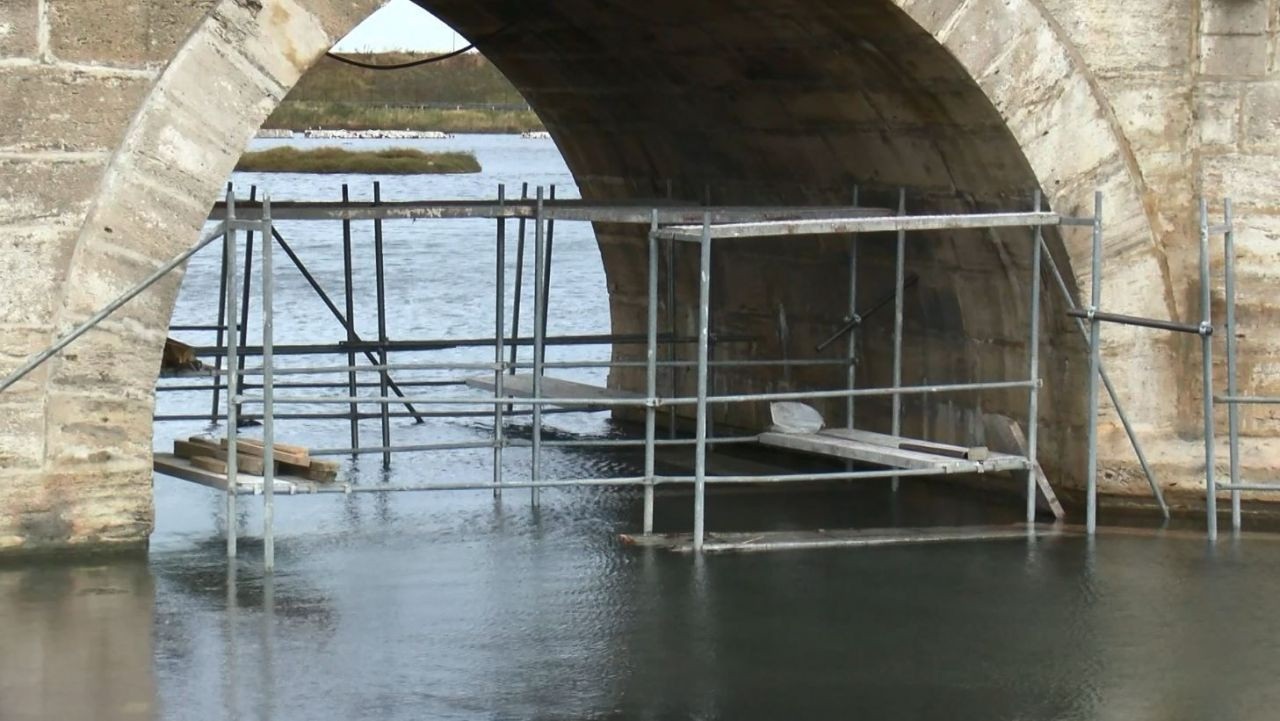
417,0 -> 1170,487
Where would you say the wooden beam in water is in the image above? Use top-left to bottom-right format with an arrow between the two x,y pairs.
621,523 -> 1071,553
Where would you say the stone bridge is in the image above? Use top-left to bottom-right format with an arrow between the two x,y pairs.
0,0 -> 1275,552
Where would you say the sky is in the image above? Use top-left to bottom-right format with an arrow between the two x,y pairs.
331,0 -> 462,53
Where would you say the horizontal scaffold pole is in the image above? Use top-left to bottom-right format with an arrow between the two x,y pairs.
1066,308 -> 1206,335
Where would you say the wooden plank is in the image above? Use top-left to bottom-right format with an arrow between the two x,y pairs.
820,428 -> 990,461
305,458 -> 340,482
154,453 -> 308,494
185,435 -> 221,451
762,428 -> 1027,474
982,414 -> 1065,520
223,435 -> 310,460
189,455 -> 228,474
154,452 -> 235,492
174,439 -> 265,475
621,523 -> 1070,553
465,373 -> 639,410
218,437 -> 309,466
284,458 -> 339,483
757,431 -> 969,472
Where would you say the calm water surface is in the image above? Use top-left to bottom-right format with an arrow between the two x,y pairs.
3,136 -> 1280,720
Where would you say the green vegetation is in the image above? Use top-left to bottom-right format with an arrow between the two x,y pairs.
235,146 -> 481,174
263,52 -> 543,133
266,102 -> 540,134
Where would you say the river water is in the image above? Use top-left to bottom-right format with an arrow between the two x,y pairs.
5,135 -> 1280,720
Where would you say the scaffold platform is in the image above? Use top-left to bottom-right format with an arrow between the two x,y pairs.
465,373 -> 639,410
154,453 -> 327,495
757,428 -> 1063,518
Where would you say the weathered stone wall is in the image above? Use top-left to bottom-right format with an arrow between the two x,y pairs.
1194,1 -> 1280,492
1,0 -> 1278,552
0,0 -> 381,553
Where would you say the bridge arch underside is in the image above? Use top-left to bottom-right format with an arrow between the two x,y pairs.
422,0 -> 1088,486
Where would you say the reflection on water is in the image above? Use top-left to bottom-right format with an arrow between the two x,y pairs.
13,518 -> 1280,720
0,559 -> 155,721
5,136 -> 1280,719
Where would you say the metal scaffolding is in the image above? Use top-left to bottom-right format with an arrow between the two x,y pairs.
182,183 -> 1074,566
1073,195 -> 1234,538
5,180 -> 1244,569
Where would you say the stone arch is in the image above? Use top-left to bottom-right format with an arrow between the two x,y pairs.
28,0 -> 1174,549
31,0 -> 383,548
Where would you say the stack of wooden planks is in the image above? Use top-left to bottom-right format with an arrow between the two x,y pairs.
172,435 -> 339,482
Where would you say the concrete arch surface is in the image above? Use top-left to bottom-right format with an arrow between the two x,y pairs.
3,0 -> 1180,551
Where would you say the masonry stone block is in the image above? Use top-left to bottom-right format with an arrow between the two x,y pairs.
1105,77 -> 1192,156
1199,82 -> 1244,148
0,68 -> 152,153
48,0 -> 216,67
0,222 -> 76,326
1201,34 -> 1270,77
938,0 -> 1036,77
0,0 -> 38,59
1201,1 -> 1272,35
889,0 -> 960,35
1203,152 -> 1280,210
1242,82 -> 1280,153
44,392 -> 153,467
0,158 -> 105,225
1040,0 -> 1190,72
0,394 -> 45,469
0,325 -> 55,388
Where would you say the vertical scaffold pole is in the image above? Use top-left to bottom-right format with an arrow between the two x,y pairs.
847,185 -> 859,428
509,183 -> 528,376
223,188 -> 240,559
531,187 -> 545,506
1224,197 -> 1240,530
1201,198 -> 1218,540
1026,191 -> 1043,524
665,173 -> 677,438
494,185 -> 506,497
261,194 -> 276,572
1039,234 -> 1168,517
341,184 -> 359,454
373,182 -> 391,470
644,210 -> 658,534
211,185 -> 231,423
891,188 -> 906,492
667,225 -> 678,439
540,185 -> 556,365
236,186 -> 257,423
693,213 -> 712,552
1086,191 -> 1103,535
